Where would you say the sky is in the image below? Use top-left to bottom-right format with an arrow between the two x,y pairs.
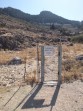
0,0 -> 83,21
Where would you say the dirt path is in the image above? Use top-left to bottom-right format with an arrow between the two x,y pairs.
2,80 -> 82,111
0,80 -> 83,111
15,82 -> 60,111
0,85 -> 33,111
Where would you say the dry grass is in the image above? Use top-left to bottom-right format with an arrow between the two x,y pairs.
62,43 -> 83,82
0,47 -> 39,86
62,64 -> 83,82
0,87 -> 10,94
0,47 -> 37,64
62,43 -> 83,59
25,70 -> 39,86
0,43 -> 83,84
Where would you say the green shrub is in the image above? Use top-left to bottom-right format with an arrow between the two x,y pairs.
0,23 -> 6,27
71,35 -> 83,43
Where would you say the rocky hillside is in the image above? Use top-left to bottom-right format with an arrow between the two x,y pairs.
0,7 -> 80,27
0,8 -> 83,50
0,14 -> 62,50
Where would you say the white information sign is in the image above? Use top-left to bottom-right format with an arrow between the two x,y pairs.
44,46 -> 54,56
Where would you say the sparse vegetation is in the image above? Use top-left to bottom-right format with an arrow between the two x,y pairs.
62,44 -> 83,83
25,70 -> 38,87
50,24 -> 55,30
62,60 -> 83,82
0,48 -> 37,65
71,35 -> 83,43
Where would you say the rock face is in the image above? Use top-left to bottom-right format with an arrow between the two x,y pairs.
0,33 -> 61,50
8,57 -> 22,65
76,54 -> 83,61
0,34 -> 34,50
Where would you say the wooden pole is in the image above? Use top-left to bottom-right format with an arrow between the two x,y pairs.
58,45 -> 62,83
24,57 -> 27,81
41,46 -> 44,82
36,43 -> 39,82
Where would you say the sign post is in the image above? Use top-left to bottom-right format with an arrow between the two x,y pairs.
41,46 -> 54,83
44,46 -> 54,56
41,46 -> 44,82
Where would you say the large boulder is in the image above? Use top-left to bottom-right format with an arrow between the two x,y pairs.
8,57 -> 22,65
75,54 -> 83,61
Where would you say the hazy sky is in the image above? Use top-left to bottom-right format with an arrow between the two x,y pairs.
0,0 -> 83,21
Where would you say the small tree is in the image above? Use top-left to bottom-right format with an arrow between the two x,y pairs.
50,23 -> 55,30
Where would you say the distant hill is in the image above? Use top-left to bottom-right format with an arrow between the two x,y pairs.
0,7 -> 80,27
0,10 -> 83,50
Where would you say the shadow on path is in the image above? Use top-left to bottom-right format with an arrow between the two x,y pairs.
4,86 -> 21,107
13,84 -> 38,111
50,82 -> 61,111
22,82 -> 61,110
22,83 -> 43,109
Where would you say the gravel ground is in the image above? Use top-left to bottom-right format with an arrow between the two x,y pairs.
0,85 -> 32,111
15,80 -> 83,111
0,80 -> 83,111
54,80 -> 83,111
